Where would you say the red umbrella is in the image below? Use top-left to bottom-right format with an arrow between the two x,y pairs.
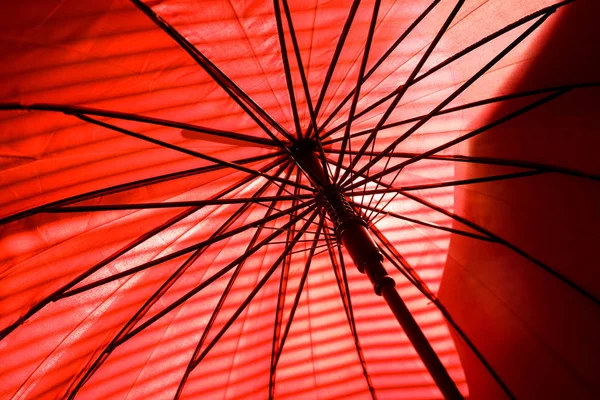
0,0 -> 598,399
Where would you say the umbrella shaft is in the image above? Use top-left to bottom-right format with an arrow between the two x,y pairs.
293,147 -> 463,399
339,222 -> 463,400
381,284 -> 464,400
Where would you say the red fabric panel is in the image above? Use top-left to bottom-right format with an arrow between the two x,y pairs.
440,0 -> 600,398
1,0 -> 595,399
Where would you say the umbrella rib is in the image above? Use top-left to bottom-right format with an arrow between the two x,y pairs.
371,227 -> 515,399
363,170 -> 545,222
268,237 -> 330,245
334,0 -> 381,185
323,140 -> 600,181
401,190 -> 600,306
130,0 -> 296,145
352,0 -> 465,219
273,0 -> 302,140
279,0 -> 317,137
45,195 -> 313,213
0,151 -> 282,227
113,205 -> 317,349
273,213 -> 324,369
321,82 -> 600,149
311,243 -> 344,258
276,0 -> 331,184
286,242 -> 338,256
307,0 -> 361,136
69,247 -> 210,398
186,209 -> 320,372
0,207 -> 196,342
344,86 -> 571,193
261,226 -> 336,236
342,11 -> 554,189
372,169 -> 543,194
70,165 -> 293,398
338,0 -> 464,187
75,113 -> 315,192
349,200 -> 495,242
1,103 -> 275,147
361,160 -> 401,223
59,200 -> 314,299
269,168 -> 302,400
316,0 -> 442,137
325,232 -> 377,400
0,158 -> 287,341
174,164 -> 297,400
320,0 -> 574,140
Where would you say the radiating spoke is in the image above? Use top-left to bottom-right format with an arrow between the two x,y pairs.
268,238 -> 329,245
327,2 -> 577,143
346,151 -> 596,306
46,195 -> 313,213
344,87 -> 570,192
1,103 -> 276,147
323,140 -> 600,181
333,0 -> 381,185
277,0 -> 332,183
308,0 -> 361,136
279,0 -> 317,136
342,11 -> 555,190
371,226 -> 515,399
400,190 -> 600,306
273,0 -> 302,140
70,247 -> 207,398
338,0 -> 465,186
360,169 -> 544,220
316,0 -> 442,136
0,158 -> 287,340
350,200 -> 495,242
0,152 -> 282,227
349,0 -> 464,218
325,231 -> 377,399
71,168 -> 298,397
261,226 -> 336,237
342,154 -> 490,240
2,207 -> 195,341
323,82 -> 599,148
362,162 -> 402,223
111,205 -> 317,349
269,168 -> 302,400
287,242 -> 338,256
320,1 -> 574,140
368,223 -> 435,298
59,200 -> 314,298
273,213 -> 324,369
175,165 -> 297,400
67,185 -> 270,398
131,0 -> 296,144
76,113 -> 315,192
186,210 -> 320,372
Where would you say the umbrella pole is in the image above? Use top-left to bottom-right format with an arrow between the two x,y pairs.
295,145 -> 463,399
380,285 -> 463,398
334,211 -> 463,400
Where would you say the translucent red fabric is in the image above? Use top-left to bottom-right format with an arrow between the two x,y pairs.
0,0 -> 598,399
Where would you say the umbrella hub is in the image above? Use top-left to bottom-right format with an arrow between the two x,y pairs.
290,140 -> 328,186
320,185 -> 396,295
290,143 -> 395,294
290,144 -> 464,399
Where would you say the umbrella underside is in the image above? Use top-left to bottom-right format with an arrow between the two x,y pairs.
1,0 -> 599,399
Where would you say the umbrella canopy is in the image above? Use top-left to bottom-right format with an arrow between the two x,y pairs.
0,0 -> 598,399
